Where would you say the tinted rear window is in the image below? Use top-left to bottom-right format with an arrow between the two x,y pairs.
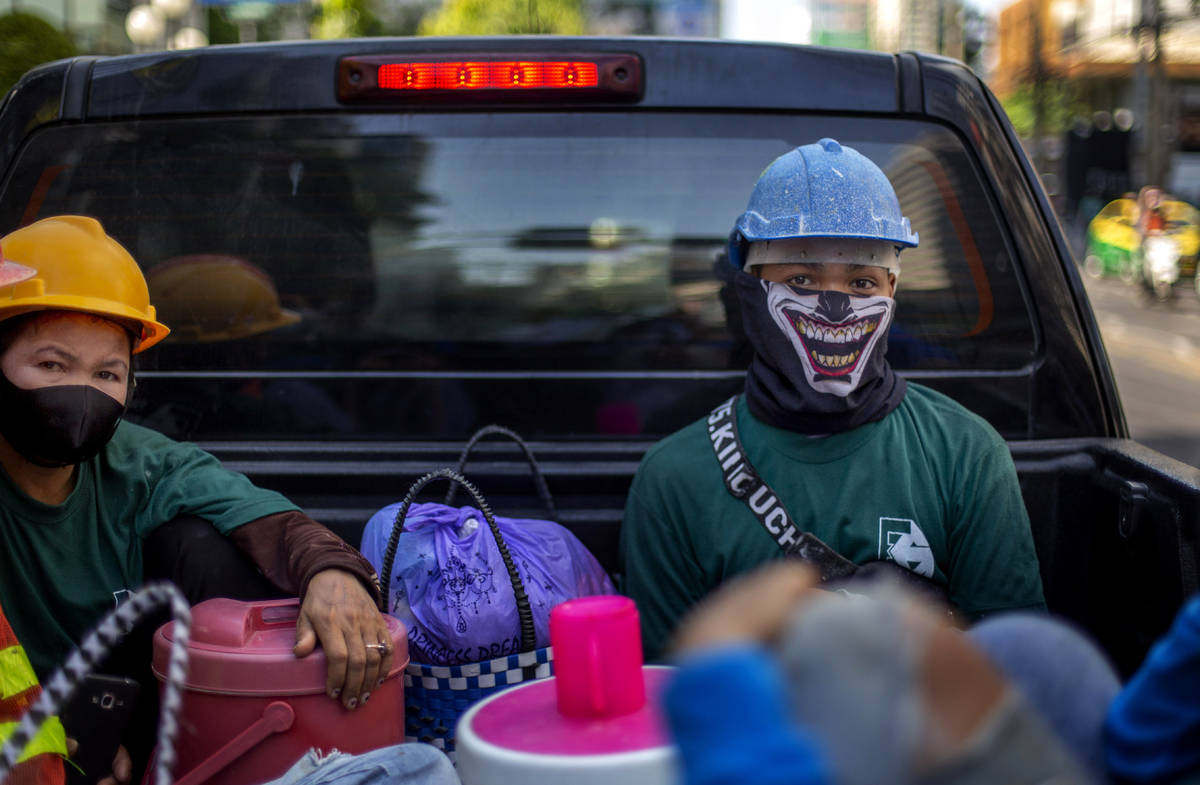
0,112 -> 1034,440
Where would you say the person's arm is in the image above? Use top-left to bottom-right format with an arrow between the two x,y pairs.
1106,594 -> 1200,783
229,511 -> 390,711
132,427 -> 390,711
228,510 -> 379,600
945,441 -> 1046,619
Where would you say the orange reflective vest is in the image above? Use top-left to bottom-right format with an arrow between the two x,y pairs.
0,600 -> 65,785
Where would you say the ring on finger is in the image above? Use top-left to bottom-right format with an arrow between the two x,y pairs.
365,642 -> 390,653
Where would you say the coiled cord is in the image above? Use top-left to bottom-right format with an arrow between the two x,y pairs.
0,582 -> 191,785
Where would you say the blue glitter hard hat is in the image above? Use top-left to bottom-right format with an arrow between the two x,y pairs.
728,138 -> 918,269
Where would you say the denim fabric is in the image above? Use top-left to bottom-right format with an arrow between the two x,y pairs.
258,744 -> 460,785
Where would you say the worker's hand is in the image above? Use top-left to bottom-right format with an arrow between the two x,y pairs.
669,562 -> 822,655
295,568 -> 393,710
96,744 -> 131,785
64,738 -> 129,785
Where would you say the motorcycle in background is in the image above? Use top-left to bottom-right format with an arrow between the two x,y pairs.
1140,233 -> 1181,303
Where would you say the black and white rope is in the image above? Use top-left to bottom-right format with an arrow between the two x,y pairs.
0,582 -> 191,785
444,424 -> 558,521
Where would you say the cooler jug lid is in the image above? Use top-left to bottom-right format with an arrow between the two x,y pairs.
153,597 -> 407,695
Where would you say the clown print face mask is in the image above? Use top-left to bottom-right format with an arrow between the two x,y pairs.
766,283 -> 896,398
733,270 -> 907,434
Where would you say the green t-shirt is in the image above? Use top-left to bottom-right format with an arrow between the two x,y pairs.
0,420 -> 299,678
621,384 -> 1046,661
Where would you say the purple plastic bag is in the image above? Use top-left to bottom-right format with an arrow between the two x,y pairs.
361,501 -> 614,665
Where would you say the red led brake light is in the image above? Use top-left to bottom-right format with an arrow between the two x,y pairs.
543,62 -> 598,88
378,61 -> 599,91
338,53 -> 641,104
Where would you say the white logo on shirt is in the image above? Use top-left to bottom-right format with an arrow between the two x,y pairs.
878,517 -> 934,577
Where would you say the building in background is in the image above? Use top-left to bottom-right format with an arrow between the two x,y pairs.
991,0 -> 1200,211
872,0 -> 964,53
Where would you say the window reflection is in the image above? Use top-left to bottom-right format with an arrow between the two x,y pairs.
1,113 -> 1036,438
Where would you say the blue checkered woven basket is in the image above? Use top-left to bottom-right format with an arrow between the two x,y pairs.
380,438 -> 562,760
403,645 -> 554,756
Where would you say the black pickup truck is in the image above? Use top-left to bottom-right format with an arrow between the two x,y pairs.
1,36 -> 1196,678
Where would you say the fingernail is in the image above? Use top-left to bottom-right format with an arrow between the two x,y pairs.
377,678 -> 385,687
330,688 -> 341,700
346,697 -> 358,709
362,692 -> 371,704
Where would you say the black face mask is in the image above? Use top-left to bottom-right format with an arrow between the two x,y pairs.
734,270 -> 906,434
0,372 -> 126,468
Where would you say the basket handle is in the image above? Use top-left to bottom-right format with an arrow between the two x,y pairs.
377,467 -> 537,654
444,425 -> 557,521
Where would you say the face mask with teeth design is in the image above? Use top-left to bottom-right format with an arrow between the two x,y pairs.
733,271 -> 907,434
767,283 -> 894,396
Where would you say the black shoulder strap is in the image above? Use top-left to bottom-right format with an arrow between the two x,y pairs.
707,396 -> 857,579
709,396 -> 959,609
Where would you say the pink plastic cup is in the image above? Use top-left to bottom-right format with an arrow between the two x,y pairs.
549,595 -> 645,719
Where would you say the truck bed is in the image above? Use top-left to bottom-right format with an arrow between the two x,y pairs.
201,434 -> 1200,677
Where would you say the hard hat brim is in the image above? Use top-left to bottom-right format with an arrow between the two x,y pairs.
739,228 -> 919,248
0,296 -> 170,353
167,307 -> 301,344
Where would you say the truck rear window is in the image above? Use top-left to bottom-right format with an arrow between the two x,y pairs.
0,112 -> 1034,440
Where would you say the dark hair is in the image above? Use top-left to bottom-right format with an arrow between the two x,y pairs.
0,313 -> 38,357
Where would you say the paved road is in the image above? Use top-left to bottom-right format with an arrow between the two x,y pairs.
1081,271 -> 1200,468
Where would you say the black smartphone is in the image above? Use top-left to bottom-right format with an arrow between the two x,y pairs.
60,674 -> 140,784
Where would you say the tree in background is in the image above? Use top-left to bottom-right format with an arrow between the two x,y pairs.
0,12 -> 77,97
312,0 -> 383,39
1001,81 -> 1081,137
207,7 -> 241,44
420,0 -> 584,35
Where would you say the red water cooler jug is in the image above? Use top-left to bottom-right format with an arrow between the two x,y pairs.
152,597 -> 407,785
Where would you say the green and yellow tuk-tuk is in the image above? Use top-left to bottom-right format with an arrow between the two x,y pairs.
1084,197 -> 1200,283
1084,198 -> 1140,282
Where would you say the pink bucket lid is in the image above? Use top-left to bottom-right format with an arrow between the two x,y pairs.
461,666 -> 674,756
152,598 -> 407,695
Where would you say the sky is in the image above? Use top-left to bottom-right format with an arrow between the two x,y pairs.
721,0 -> 813,44
720,0 -> 1008,47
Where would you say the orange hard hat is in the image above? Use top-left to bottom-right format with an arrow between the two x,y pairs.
0,216 -> 169,352
147,254 -> 300,343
